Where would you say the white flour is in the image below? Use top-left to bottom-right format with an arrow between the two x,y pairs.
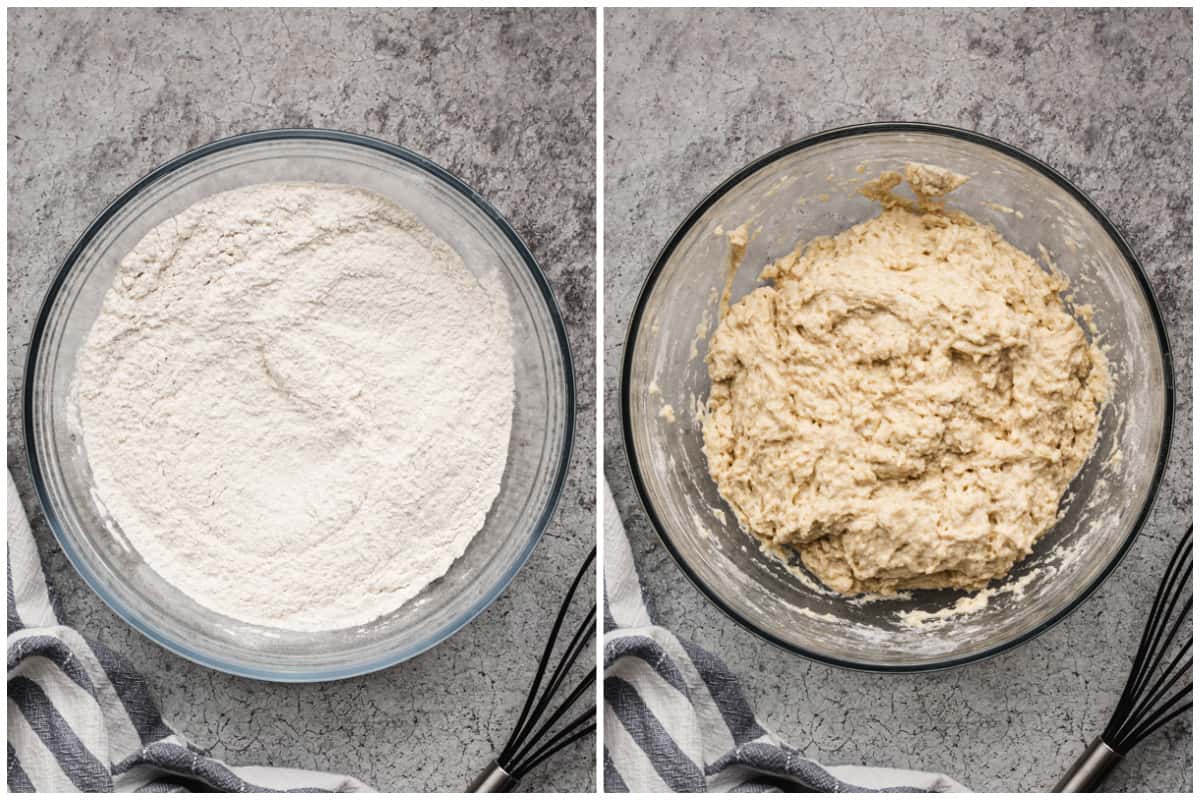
75,182 -> 515,631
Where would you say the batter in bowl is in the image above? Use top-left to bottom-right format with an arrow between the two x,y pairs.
702,163 -> 1108,595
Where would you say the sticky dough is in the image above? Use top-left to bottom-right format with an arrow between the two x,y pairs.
702,163 -> 1108,595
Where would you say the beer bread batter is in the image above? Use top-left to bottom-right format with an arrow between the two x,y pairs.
702,164 -> 1108,595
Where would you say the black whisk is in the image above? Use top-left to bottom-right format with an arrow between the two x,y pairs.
1054,526 -> 1192,792
467,547 -> 596,792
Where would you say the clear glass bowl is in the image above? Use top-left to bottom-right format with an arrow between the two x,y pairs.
622,123 -> 1172,671
24,130 -> 574,681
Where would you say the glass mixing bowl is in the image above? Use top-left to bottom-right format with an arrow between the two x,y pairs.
24,130 -> 574,681
622,122 -> 1172,671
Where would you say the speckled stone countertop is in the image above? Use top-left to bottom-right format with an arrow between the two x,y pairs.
604,8 -> 1191,793
7,8 -> 595,792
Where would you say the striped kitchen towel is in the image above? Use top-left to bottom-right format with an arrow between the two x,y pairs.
603,484 -> 968,793
7,472 -> 370,792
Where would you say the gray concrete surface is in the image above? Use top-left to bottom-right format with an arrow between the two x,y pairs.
605,8 -> 1191,793
8,8 -> 595,793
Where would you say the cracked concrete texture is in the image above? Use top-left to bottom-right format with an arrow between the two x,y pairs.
604,8 -> 1191,793
8,8 -> 594,793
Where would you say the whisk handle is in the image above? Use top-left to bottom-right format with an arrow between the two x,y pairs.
467,760 -> 517,793
1053,737 -> 1122,792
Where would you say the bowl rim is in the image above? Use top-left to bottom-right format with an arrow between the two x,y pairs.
620,120 -> 1175,673
22,128 -> 576,682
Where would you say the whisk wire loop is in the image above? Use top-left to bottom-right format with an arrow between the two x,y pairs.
499,548 -> 595,765
509,712 -> 597,779
519,603 -> 597,739
1102,527 -> 1192,755
471,547 -> 596,791
1124,537 -> 1191,707
1055,526 -> 1191,792
510,666 -> 596,764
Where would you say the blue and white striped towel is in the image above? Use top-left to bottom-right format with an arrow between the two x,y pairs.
603,484 -> 968,793
7,472 -> 370,792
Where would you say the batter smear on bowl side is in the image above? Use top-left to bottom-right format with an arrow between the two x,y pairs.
76,183 -> 514,631
702,163 -> 1109,595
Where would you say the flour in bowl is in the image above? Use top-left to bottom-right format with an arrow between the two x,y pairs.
75,182 -> 515,631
